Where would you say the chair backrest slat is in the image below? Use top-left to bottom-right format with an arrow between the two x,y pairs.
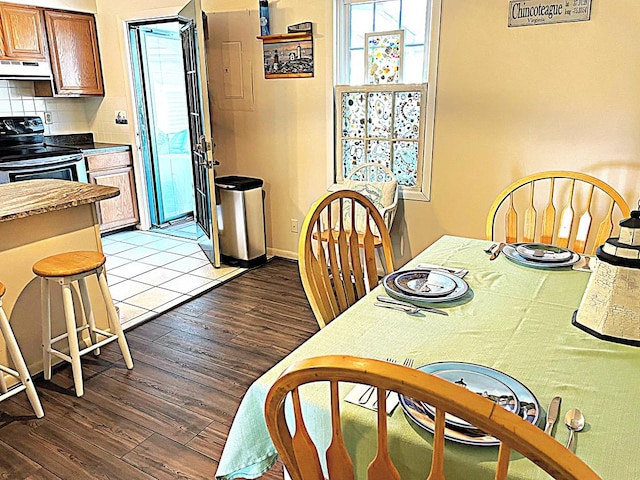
299,191 -> 395,328
556,179 -> 576,248
540,178 -> 557,245
574,184 -> 595,254
495,444 -> 512,480
291,388 -> 324,480
523,182 -> 537,243
265,356 -> 603,480
505,194 -> 518,244
327,381 -> 354,479
487,171 -> 629,254
426,408 -> 446,480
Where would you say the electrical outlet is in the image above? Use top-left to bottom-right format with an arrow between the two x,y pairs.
290,219 -> 299,233
43,112 -> 53,124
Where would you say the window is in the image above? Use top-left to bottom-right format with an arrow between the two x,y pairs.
334,0 -> 441,201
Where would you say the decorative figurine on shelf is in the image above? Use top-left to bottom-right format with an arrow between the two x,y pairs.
259,0 -> 270,36
573,200 -> 640,346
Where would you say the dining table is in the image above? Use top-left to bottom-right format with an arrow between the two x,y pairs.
215,235 -> 640,479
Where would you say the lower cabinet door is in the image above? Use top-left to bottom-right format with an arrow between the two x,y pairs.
89,166 -> 139,232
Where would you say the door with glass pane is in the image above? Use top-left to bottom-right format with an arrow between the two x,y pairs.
179,0 -> 221,267
138,25 -> 195,225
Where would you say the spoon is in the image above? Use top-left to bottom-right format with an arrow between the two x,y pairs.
564,408 -> 585,452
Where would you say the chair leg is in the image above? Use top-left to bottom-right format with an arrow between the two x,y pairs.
61,281 -> 84,397
0,301 -> 44,418
41,277 -> 52,381
78,278 -> 100,356
97,269 -> 133,370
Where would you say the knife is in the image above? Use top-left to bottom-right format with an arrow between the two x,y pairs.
489,242 -> 506,261
544,396 -> 562,435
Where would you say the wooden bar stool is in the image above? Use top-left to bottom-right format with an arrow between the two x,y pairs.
0,282 -> 44,417
33,251 -> 133,397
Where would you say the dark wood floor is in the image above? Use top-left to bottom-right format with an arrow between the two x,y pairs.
0,258 -> 318,479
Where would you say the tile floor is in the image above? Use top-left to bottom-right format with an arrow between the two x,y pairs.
102,228 -> 246,330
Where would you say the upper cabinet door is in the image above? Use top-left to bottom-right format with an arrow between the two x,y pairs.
0,4 -> 46,60
44,10 -> 104,96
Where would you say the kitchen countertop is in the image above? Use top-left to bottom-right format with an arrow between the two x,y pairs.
0,179 -> 119,223
45,133 -> 131,154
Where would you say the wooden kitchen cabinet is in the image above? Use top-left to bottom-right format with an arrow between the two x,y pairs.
0,3 -> 46,60
36,9 -> 103,96
86,150 -> 139,232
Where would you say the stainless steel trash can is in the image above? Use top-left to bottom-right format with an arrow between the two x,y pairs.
215,175 -> 266,268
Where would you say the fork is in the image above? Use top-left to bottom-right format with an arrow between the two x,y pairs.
373,358 -> 414,408
359,358 -> 396,404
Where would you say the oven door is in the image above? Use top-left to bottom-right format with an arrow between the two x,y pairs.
0,155 -> 87,184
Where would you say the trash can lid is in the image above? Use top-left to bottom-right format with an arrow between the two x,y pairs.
215,175 -> 264,190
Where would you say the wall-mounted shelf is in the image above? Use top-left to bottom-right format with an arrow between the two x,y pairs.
257,32 -> 312,43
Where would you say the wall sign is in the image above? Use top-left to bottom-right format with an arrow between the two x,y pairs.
508,0 -> 592,27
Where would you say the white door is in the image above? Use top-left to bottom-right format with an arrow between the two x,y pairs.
179,0 -> 221,267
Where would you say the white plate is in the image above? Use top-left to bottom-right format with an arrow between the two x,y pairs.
383,269 -> 469,304
503,244 -> 580,269
515,243 -> 573,263
400,362 -> 540,446
420,369 -> 519,430
393,270 -> 457,298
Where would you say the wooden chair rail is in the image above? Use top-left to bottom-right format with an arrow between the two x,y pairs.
299,191 -> 394,328
265,355 -> 602,480
486,171 -> 630,254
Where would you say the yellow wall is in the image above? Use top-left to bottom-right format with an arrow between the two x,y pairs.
89,0 -> 639,264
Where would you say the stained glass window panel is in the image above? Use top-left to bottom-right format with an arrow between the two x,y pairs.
366,140 -> 391,166
394,90 -> 421,139
343,139 -> 366,173
341,92 -> 366,138
366,31 -> 403,84
393,141 -> 418,186
367,91 -> 393,138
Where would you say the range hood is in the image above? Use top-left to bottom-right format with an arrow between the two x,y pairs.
0,59 -> 53,80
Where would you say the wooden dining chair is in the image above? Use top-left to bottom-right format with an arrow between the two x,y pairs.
299,190 -> 394,328
345,163 -> 399,234
265,355 -> 602,480
486,171 -> 630,254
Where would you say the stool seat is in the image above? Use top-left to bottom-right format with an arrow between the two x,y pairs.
0,282 -> 44,418
34,250 -> 133,397
33,251 -> 106,277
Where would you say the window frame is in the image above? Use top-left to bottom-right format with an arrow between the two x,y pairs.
332,0 -> 442,202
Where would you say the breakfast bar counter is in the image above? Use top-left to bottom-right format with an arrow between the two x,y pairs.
0,180 -> 119,378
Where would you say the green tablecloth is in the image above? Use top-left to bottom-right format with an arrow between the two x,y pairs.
215,236 -> 639,479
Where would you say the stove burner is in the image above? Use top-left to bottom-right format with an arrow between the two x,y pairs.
0,116 -> 82,161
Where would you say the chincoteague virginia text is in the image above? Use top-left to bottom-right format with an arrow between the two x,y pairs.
508,0 -> 592,27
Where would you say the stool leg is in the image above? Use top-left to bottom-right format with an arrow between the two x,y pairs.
41,277 -> 52,381
97,269 -> 133,370
0,364 -> 6,394
0,301 -> 44,418
61,280 -> 84,397
78,278 -> 100,356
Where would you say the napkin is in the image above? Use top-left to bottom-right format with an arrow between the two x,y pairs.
415,263 -> 468,278
345,384 -> 399,415
572,256 -> 594,272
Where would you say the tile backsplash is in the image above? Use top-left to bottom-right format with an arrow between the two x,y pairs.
0,79 -> 92,134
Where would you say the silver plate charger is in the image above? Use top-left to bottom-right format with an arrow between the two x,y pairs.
515,243 -> 573,263
383,269 -> 469,304
393,270 -> 457,298
400,362 -> 541,446
503,244 -> 580,269
420,369 -> 519,430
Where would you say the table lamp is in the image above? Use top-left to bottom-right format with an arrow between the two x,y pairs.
573,201 -> 640,346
